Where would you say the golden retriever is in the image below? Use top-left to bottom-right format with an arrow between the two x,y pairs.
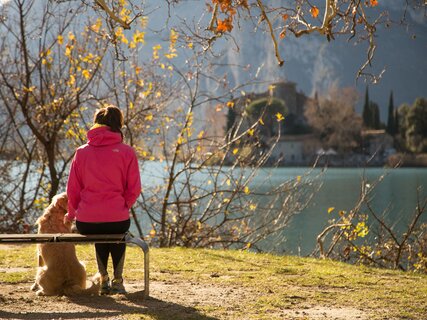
31,192 -> 99,296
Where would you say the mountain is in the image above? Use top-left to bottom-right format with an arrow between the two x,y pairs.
1,0 -> 425,122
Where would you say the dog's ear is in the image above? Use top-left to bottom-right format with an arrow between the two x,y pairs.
51,192 -> 68,212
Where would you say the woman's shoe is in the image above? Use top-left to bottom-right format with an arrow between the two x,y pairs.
100,275 -> 111,295
110,278 -> 126,294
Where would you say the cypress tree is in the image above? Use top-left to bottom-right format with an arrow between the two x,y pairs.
226,105 -> 236,134
387,91 -> 395,135
362,86 -> 371,127
394,108 -> 399,134
371,102 -> 380,129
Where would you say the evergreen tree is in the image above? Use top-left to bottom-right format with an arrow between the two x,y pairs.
226,105 -> 236,134
362,86 -> 371,127
387,91 -> 395,135
394,108 -> 399,134
370,102 -> 380,129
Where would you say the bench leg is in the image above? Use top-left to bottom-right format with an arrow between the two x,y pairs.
125,232 -> 149,298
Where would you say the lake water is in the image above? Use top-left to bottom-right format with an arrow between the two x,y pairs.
135,164 -> 427,256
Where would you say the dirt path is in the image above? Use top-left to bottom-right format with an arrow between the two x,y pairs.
0,279 -> 368,320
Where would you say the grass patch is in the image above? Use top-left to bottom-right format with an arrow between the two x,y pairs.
0,244 -> 426,319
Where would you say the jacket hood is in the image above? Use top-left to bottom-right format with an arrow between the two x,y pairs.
87,126 -> 122,146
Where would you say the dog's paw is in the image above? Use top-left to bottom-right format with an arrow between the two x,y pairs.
35,289 -> 46,296
30,283 -> 39,291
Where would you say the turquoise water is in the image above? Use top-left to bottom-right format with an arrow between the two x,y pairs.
136,164 -> 427,255
270,168 -> 427,255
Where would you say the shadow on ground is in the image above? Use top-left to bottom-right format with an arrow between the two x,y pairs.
0,290 -> 219,320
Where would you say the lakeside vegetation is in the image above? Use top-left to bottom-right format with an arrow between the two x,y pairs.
1,245 -> 426,319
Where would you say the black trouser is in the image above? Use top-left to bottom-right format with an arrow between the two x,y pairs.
76,219 -> 130,280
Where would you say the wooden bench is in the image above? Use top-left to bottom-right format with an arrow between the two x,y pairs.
0,232 -> 149,298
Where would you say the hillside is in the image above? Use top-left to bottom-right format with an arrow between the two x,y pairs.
0,245 -> 426,319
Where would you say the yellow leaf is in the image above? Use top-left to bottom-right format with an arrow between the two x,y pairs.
232,148 -> 239,155
187,42 -> 193,49
226,101 -> 235,108
276,112 -> 285,122
296,175 -> 302,182
67,74 -> 75,86
145,113 -> 153,121
259,118 -> 265,125
198,130 -> 205,139
223,198 -> 230,203
129,101 -> 134,109
149,229 -> 156,237
244,186 -> 250,194
23,86 -> 35,93
327,207 -> 335,214
310,6 -> 320,18
248,128 -> 254,136
244,242 -> 251,249
82,69 -> 90,80
57,35 -> 63,45
226,179 -> 231,186
65,46 -> 72,57
68,31 -> 75,41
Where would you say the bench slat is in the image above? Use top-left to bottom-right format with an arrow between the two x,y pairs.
0,233 -> 127,243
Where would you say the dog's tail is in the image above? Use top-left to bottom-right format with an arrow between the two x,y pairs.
63,274 -> 101,296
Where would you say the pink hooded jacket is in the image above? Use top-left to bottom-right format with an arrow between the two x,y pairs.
66,126 -> 141,223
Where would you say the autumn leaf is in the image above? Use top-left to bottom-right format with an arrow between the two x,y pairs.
327,207 -> 335,214
259,118 -> 265,125
310,6 -> 320,18
67,74 -> 75,87
244,186 -> 250,194
279,29 -> 286,39
276,112 -> 285,122
57,35 -> 63,45
248,128 -> 254,136
282,13 -> 289,21
249,204 -> 257,211
82,69 -> 91,80
149,229 -> 156,237
68,31 -> 75,41
216,17 -> 233,33
232,148 -> 239,155
227,101 -> 235,108
370,0 -> 378,6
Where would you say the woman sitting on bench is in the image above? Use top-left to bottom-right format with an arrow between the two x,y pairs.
64,105 -> 141,295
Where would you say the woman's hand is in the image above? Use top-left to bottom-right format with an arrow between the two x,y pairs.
63,213 -> 72,226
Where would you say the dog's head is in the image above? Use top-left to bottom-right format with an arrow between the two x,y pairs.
36,192 -> 70,233
51,192 -> 68,213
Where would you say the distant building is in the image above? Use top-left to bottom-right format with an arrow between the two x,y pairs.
269,134 -> 321,165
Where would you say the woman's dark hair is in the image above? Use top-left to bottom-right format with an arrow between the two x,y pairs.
93,105 -> 124,138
